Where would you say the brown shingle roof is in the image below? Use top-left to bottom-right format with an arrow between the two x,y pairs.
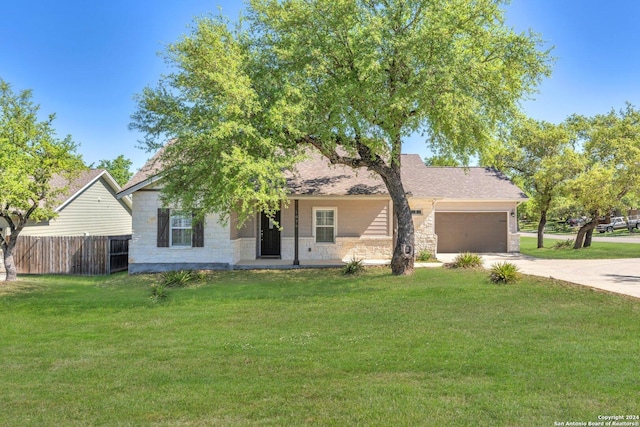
286,151 -> 387,195
119,146 -> 526,201
50,169 -> 106,210
418,166 -> 527,200
288,151 -> 527,200
118,147 -> 165,195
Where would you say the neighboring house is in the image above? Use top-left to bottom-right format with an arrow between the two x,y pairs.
1,169 -> 132,237
117,148 -> 526,273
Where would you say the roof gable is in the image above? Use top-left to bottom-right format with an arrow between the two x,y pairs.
55,169 -> 132,211
117,148 -> 165,197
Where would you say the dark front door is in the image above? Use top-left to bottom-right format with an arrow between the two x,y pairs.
260,211 -> 281,257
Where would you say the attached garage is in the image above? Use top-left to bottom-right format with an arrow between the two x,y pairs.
435,212 -> 508,253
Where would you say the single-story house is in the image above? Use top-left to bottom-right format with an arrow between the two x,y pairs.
1,169 -> 132,237
117,148 -> 526,273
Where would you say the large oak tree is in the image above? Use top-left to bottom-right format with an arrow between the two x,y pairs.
485,117 -> 582,248
0,79 -> 85,281
131,0 -> 551,274
567,105 -> 640,249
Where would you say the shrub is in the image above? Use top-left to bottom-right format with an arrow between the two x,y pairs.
151,270 -> 207,302
449,252 -> 483,269
489,262 -> 520,284
150,283 -> 169,302
343,257 -> 365,275
416,250 -> 432,262
161,270 -> 196,288
553,239 -> 573,249
191,270 -> 207,282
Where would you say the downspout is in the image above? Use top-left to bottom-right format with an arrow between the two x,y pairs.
293,199 -> 299,266
432,199 -> 439,258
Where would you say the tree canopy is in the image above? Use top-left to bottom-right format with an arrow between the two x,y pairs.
487,105 -> 640,251
566,104 -> 640,248
424,153 -> 460,167
0,79 -> 85,281
95,155 -> 133,186
485,117 -> 582,248
131,0 -> 552,274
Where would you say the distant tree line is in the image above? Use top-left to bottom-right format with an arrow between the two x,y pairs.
482,104 -> 640,250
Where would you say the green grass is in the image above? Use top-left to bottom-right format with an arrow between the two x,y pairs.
520,236 -> 640,259
1,269 -> 639,426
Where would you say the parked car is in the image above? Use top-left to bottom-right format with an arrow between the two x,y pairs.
565,217 -> 585,226
628,215 -> 640,230
596,216 -> 627,233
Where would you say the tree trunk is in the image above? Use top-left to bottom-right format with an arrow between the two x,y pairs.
583,228 -> 594,248
301,137 -> 415,275
390,195 -> 415,275
574,215 -> 598,249
2,243 -> 17,282
537,210 -> 547,248
380,168 -> 415,275
574,226 -> 586,249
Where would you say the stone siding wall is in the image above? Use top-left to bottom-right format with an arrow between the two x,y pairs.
232,238 -> 256,264
282,236 -> 393,262
508,232 -> 521,252
411,200 -> 438,256
129,191 -> 233,269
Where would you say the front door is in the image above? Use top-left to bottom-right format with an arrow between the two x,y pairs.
260,211 -> 281,257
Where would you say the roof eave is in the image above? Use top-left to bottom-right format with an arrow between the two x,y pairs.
287,193 -> 391,200
117,174 -> 163,199
437,197 -> 528,203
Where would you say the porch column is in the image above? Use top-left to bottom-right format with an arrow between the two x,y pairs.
293,199 -> 300,265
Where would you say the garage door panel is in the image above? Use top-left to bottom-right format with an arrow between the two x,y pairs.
435,212 -> 507,253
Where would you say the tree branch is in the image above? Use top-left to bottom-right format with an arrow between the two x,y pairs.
298,134 -> 392,178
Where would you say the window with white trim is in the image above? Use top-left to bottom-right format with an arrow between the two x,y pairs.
170,210 -> 193,247
157,208 -> 204,248
313,207 -> 336,243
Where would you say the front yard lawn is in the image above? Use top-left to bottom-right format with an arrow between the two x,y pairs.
1,268 -> 638,425
520,236 -> 640,259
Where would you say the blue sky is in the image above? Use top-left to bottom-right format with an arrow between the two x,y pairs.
2,1 -> 639,172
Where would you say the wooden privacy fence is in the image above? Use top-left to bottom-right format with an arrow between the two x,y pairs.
13,235 -> 131,275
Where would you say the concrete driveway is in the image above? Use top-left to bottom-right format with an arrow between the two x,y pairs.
437,253 -> 640,299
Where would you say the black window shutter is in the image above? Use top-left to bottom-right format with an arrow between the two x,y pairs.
192,212 -> 204,247
157,208 -> 170,247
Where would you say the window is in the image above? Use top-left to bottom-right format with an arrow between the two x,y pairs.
157,208 -> 204,248
313,208 -> 336,243
170,211 -> 192,246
